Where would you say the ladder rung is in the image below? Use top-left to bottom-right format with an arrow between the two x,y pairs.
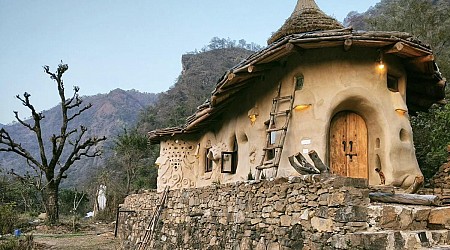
270,110 -> 290,116
266,127 -> 287,132
257,164 -> 279,170
273,95 -> 292,102
264,145 -> 282,150
263,159 -> 274,165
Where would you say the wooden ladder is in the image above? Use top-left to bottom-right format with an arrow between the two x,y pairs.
255,82 -> 295,180
138,186 -> 170,250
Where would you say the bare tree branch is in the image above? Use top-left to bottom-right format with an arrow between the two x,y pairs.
68,103 -> 92,122
0,128 -> 43,169
13,111 -> 34,131
3,62 -> 106,225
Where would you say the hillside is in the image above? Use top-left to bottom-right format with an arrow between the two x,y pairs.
0,89 -> 157,187
0,45 -> 257,188
138,47 -> 255,132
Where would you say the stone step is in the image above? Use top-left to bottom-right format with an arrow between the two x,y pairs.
368,204 -> 450,231
329,229 -> 450,249
424,245 -> 450,250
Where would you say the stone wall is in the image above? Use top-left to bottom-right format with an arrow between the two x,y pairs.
118,175 -> 450,249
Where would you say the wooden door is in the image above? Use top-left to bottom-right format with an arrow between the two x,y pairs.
329,111 -> 368,179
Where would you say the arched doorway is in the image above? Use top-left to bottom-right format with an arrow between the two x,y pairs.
329,111 -> 368,179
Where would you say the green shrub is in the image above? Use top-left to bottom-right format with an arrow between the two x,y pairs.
0,203 -> 18,235
0,235 -> 34,250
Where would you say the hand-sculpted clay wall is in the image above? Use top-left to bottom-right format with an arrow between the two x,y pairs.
118,176 -> 450,249
156,139 -> 199,191
157,47 -> 422,190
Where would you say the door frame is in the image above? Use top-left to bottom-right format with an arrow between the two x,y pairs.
328,110 -> 369,179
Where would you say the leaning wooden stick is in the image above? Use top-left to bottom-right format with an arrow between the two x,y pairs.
308,150 -> 329,173
289,152 -> 320,175
405,176 -> 424,194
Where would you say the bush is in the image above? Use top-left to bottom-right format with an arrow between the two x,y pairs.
0,235 -> 34,250
0,203 -> 18,235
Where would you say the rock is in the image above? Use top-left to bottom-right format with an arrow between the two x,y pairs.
280,215 -> 291,227
335,206 -> 367,223
398,208 -> 413,229
413,207 -> 431,221
240,237 -> 253,250
428,207 -> 450,229
38,213 -> 47,220
328,192 -> 345,207
311,217 -> 333,232
380,205 -> 399,229
300,209 -> 310,220
316,206 -> 328,218
255,237 -> 266,250
236,210 -> 246,224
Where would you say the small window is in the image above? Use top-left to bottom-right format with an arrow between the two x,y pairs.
205,148 -> 213,173
221,138 -> 238,174
295,75 -> 304,90
387,74 -> 399,92
221,151 -> 237,174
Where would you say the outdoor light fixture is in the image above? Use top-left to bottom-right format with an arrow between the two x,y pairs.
248,114 -> 258,125
395,108 -> 408,115
294,104 -> 311,111
377,50 -> 385,70
392,92 -> 408,116
248,105 -> 259,125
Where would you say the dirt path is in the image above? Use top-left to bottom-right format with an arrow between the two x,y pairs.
31,222 -> 121,250
33,231 -> 120,250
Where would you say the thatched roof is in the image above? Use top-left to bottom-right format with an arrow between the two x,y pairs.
268,0 -> 343,44
148,27 -> 446,143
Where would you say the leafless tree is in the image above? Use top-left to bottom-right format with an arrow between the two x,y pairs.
0,62 -> 106,225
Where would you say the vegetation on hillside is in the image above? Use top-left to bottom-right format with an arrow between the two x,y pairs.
138,38 -> 256,132
345,0 -> 450,181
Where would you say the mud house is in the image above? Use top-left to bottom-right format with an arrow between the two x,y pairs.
148,0 -> 446,191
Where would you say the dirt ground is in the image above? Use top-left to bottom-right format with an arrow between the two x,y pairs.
32,222 -> 121,250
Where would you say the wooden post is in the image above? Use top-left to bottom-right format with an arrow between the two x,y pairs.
369,192 -> 441,206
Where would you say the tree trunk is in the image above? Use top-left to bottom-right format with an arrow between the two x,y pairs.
43,181 -> 60,225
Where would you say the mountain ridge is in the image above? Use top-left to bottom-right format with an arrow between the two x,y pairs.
0,88 -> 158,187
0,46 -> 256,188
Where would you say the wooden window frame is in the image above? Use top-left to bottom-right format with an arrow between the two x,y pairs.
221,151 -> 237,174
387,74 -> 399,92
295,75 -> 304,90
205,148 -> 213,173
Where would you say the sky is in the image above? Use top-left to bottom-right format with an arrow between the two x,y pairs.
0,0 -> 380,125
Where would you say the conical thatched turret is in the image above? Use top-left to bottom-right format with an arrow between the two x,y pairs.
268,0 -> 344,44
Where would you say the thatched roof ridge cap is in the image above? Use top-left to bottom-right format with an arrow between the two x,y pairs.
267,0 -> 343,44
293,0 -> 320,13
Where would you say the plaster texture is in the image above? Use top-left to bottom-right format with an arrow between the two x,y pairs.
156,47 -> 423,191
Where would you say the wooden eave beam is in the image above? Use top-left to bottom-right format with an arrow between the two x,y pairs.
406,91 -> 439,109
407,80 -> 446,100
344,39 -> 352,51
383,42 -> 430,58
407,55 -> 434,64
247,62 -> 281,73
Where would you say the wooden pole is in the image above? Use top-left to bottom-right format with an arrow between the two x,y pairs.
369,192 -> 441,206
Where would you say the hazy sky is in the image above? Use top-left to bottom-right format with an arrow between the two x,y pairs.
0,0 -> 380,124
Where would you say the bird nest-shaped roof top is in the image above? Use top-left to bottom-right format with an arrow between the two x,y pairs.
268,0 -> 343,44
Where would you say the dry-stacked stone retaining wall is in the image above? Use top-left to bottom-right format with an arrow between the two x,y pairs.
118,175 -> 450,249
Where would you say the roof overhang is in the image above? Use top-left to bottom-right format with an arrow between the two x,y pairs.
148,27 -> 447,144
